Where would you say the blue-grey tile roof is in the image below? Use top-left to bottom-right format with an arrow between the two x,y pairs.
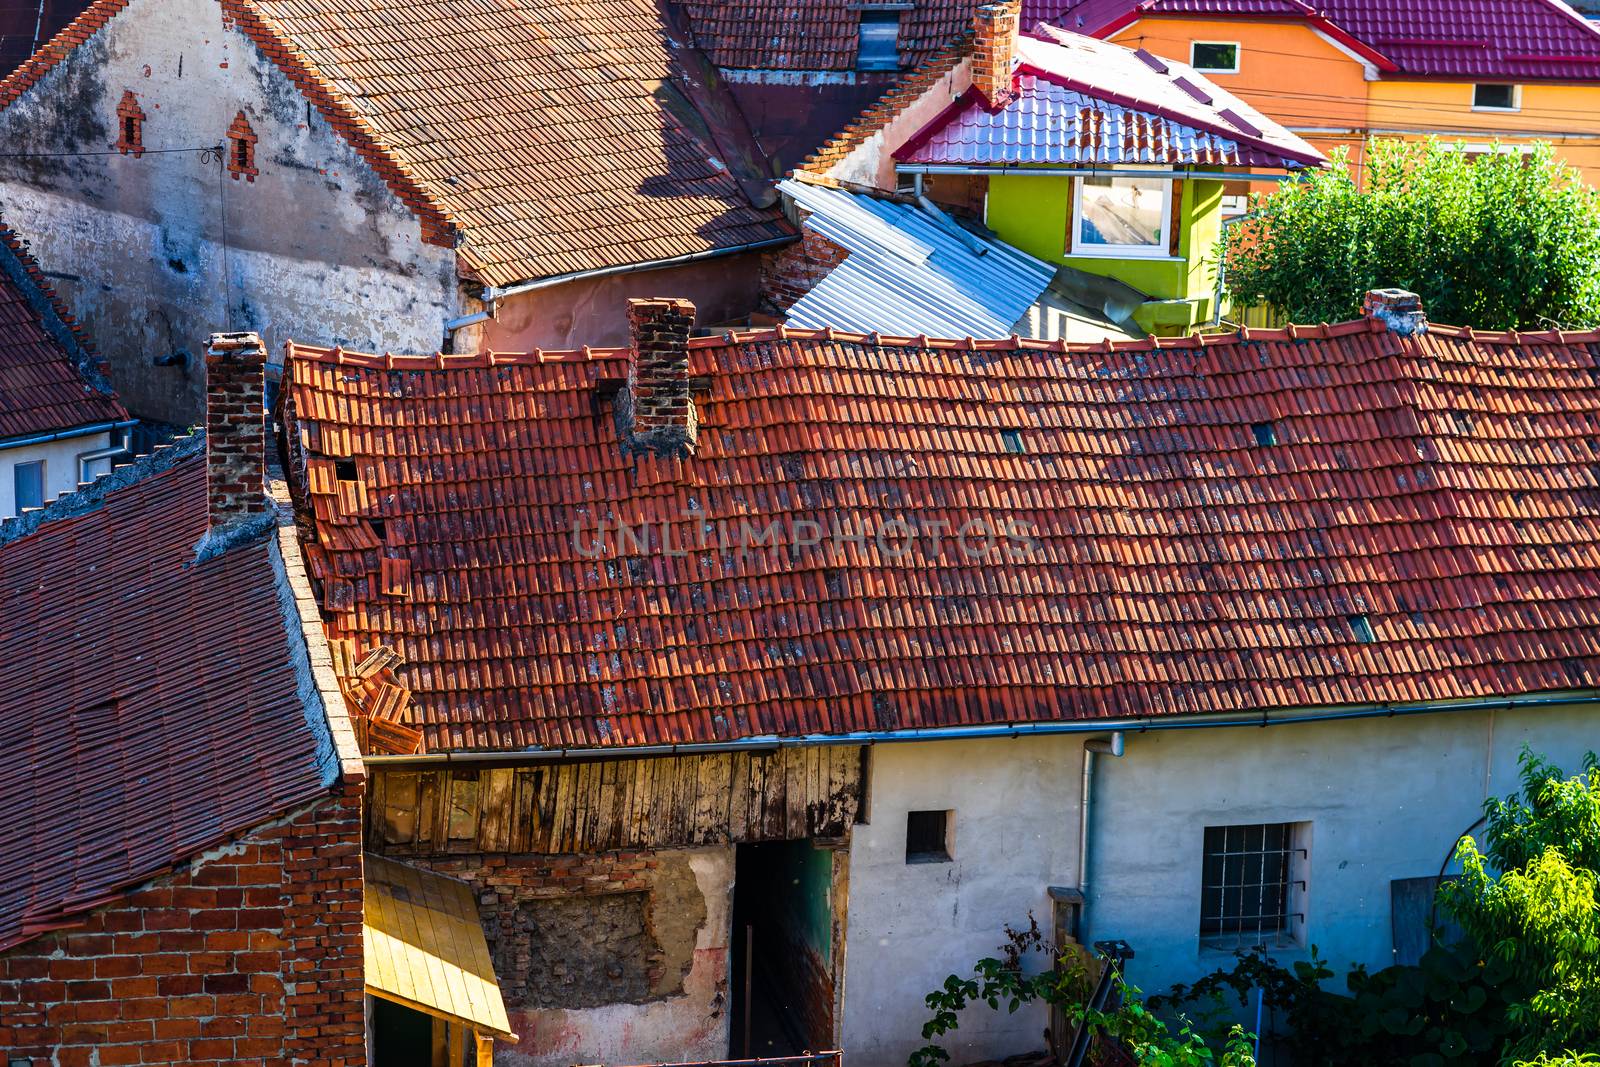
777,178 -> 1057,338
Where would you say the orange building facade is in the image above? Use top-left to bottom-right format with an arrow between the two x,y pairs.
1099,16 -> 1600,186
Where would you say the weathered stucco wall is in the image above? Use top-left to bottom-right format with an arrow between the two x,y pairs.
1088,704 -> 1600,1003
468,252 -> 771,354
0,0 -> 460,423
1,429 -> 111,516
417,848 -> 733,1067
823,59 -> 971,192
842,736 -> 1087,1067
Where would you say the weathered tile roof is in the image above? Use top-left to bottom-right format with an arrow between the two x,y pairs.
286,315 -> 1600,753
0,227 -> 126,443
1046,0 -> 1600,81
0,0 -> 790,289
0,0 -> 90,77
898,32 -> 1325,168
0,442 -> 332,951
680,0 -> 983,70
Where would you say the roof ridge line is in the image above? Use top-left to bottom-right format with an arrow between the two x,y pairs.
0,433 -> 202,547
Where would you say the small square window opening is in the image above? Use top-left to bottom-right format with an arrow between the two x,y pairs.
1200,822 -> 1308,949
1001,429 -> 1025,453
1251,422 -> 1277,446
858,11 -> 902,71
906,809 -> 952,863
13,460 -> 45,513
1190,42 -> 1239,73
1348,614 -> 1377,643
1473,84 -> 1518,111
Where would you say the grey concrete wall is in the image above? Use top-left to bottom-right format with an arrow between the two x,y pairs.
0,0 -> 460,423
1086,704 -> 1600,1003
842,736 -> 1087,1067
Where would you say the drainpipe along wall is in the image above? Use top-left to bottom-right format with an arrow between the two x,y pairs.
1079,731 -> 1124,941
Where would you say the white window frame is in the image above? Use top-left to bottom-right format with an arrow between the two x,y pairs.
1069,174 -> 1174,260
1198,820 -> 1312,953
1472,83 -> 1521,112
1189,41 -> 1240,74
13,458 -> 45,513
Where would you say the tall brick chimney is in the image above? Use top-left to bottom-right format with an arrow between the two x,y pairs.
205,331 -> 269,527
972,0 -> 1020,108
1362,288 -> 1427,336
623,298 -> 698,457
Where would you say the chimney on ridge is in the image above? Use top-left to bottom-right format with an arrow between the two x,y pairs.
1362,288 -> 1428,336
972,0 -> 1020,108
205,331 -> 269,528
623,298 -> 699,457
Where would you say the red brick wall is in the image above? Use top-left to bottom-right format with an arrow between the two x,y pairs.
760,228 -> 849,315
0,782 -> 366,1067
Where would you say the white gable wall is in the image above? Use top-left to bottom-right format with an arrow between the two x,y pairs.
0,0 -> 460,423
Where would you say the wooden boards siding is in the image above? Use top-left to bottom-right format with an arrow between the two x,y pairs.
369,746 -> 865,855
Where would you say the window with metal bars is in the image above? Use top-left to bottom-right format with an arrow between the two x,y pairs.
1199,822 -> 1306,947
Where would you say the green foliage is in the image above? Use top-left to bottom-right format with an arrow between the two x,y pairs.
1439,751 -> 1600,1061
1514,1054 -> 1600,1067
1222,138 -> 1600,329
908,919 -> 1256,1067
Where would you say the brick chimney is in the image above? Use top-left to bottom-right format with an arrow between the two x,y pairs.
972,0 -> 1020,108
623,298 -> 698,457
205,331 -> 269,527
1362,288 -> 1427,336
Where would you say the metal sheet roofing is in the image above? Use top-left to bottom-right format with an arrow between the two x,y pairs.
0,443 -> 331,951
897,32 -> 1324,168
285,312 -> 1600,753
1045,0 -> 1600,81
776,178 -> 1055,337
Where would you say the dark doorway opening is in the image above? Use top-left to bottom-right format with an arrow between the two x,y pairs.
730,840 -> 836,1058
372,997 -> 433,1066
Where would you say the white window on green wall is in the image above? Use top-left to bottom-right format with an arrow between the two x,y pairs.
1071,175 -> 1172,258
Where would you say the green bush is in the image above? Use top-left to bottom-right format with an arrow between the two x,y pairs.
1223,139 -> 1600,330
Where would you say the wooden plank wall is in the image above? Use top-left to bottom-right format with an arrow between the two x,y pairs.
368,746 -> 865,855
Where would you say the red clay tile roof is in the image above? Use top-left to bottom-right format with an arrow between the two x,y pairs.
0,0 -> 91,77
0,227 -> 126,443
285,315 -> 1600,753
0,0 -> 788,288
1045,0 -> 1600,82
681,0 -> 983,70
0,442 -> 332,951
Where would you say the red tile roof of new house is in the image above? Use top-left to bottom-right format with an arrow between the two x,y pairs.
284,307 -> 1600,754
896,30 -> 1325,168
0,0 -> 790,289
0,441 -> 335,951
680,0 -> 983,70
1041,0 -> 1600,82
0,227 -> 126,443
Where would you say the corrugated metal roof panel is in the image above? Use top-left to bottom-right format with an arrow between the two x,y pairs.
778,179 -> 1056,337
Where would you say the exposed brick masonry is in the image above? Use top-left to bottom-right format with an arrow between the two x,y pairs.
206,331 -> 268,528
0,783 -> 366,1066
623,297 -> 699,457
971,0 -> 1019,107
760,224 -> 850,314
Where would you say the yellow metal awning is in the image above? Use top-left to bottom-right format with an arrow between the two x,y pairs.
364,853 -> 516,1041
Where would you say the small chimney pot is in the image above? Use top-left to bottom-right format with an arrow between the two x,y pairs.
1362,288 -> 1427,336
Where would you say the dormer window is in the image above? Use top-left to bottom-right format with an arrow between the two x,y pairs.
226,111 -> 259,182
116,91 -> 145,157
857,9 -> 902,71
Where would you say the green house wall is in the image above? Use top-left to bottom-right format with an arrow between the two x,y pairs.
983,171 -> 1226,333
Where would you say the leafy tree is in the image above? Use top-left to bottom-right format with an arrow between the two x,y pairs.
1439,751 -> 1600,1060
1222,139 -> 1600,330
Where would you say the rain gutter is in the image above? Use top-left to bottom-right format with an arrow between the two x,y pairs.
895,164 -> 1303,181
0,418 -> 138,452
444,236 -> 798,333
360,691 -> 1590,765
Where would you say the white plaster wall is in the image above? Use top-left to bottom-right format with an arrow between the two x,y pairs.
825,59 -> 972,191
0,0 -> 460,423
842,736 -> 1086,1067
1087,705 -> 1600,1003
1,430 -> 111,517
500,847 -> 733,1067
